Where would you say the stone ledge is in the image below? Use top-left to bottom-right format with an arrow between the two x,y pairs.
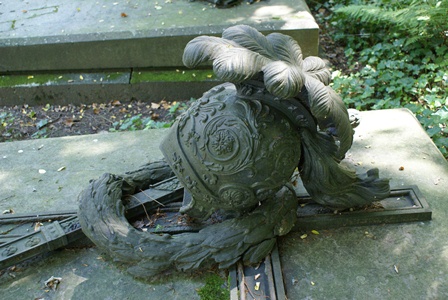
0,0 -> 318,73
0,69 -> 223,105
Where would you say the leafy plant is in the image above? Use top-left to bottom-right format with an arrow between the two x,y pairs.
168,101 -> 188,115
311,0 -> 448,158
109,114 -> 173,132
335,0 -> 448,47
0,112 -> 16,139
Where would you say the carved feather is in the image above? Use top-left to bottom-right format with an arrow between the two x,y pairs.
222,25 -> 277,60
266,33 -> 303,66
298,131 -> 390,209
182,36 -> 241,68
213,47 -> 272,82
78,168 -> 299,277
305,76 -> 353,159
303,56 -> 331,86
262,61 -> 306,99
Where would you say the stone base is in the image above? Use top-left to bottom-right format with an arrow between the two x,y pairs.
1,109 -> 447,299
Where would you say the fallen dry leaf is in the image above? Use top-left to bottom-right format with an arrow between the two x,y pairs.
34,222 -> 43,231
45,276 -> 62,290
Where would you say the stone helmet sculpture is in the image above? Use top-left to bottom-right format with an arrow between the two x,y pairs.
160,82 -> 302,219
161,25 -> 390,219
78,25 -> 390,278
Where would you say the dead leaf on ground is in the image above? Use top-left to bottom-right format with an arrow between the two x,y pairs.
44,276 -> 62,290
34,222 -> 43,231
63,118 -> 80,128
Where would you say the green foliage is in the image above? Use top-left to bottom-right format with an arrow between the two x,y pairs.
168,101 -> 188,115
0,112 -> 16,139
196,274 -> 230,300
109,114 -> 173,132
335,0 -> 448,47
109,100 -> 190,132
313,0 -> 448,158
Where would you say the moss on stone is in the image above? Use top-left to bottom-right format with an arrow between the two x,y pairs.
0,74 -> 63,87
131,69 -> 216,84
0,72 -> 128,87
196,274 -> 230,300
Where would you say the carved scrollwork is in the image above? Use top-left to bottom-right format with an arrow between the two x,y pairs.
161,83 -> 301,218
218,184 -> 255,209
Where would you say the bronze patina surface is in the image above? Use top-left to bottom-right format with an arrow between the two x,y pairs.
76,25 -> 390,277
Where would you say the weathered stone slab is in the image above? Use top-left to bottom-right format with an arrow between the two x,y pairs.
0,0 -> 318,73
2,108 -> 445,299
0,69 -> 222,105
280,109 -> 448,299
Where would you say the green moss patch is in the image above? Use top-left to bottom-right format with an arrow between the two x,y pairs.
0,72 -> 129,87
131,69 -> 217,84
196,274 -> 230,300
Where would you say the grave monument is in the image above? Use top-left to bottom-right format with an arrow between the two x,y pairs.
77,25 -> 390,277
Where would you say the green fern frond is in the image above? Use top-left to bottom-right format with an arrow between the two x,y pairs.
335,5 -> 387,25
336,1 -> 448,45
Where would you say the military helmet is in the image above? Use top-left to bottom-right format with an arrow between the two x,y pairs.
160,83 -> 301,219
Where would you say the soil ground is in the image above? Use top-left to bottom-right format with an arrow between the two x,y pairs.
0,6 -> 346,142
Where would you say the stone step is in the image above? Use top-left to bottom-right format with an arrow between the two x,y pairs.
0,0 -> 318,105
0,68 -> 223,105
0,0 -> 318,73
